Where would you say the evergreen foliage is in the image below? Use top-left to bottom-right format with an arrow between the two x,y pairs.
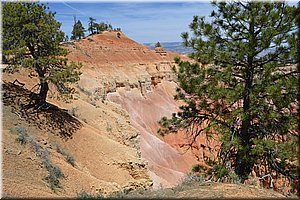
95,22 -> 113,34
64,35 -> 69,42
88,17 -> 96,35
155,42 -> 162,48
71,19 -> 85,40
96,22 -> 109,33
3,2 -> 82,105
159,1 -> 298,185
87,17 -> 114,35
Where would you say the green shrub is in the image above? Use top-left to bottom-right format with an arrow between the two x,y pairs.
215,165 -> 228,180
77,191 -> 93,198
30,141 -> 64,191
229,171 -> 241,184
191,164 -> 201,173
107,189 -> 128,198
173,172 -> 204,192
78,85 -> 92,96
55,144 -> 65,155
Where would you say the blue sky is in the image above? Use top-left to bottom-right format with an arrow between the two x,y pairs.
45,2 -> 214,43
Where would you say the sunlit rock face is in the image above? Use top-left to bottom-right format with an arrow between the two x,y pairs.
64,31 -> 202,187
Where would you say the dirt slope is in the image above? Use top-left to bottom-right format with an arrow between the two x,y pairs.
2,70 -> 152,197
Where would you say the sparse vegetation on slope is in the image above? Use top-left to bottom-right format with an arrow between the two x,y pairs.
55,144 -> 76,167
10,126 -> 64,192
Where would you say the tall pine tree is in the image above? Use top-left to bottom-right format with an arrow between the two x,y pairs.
88,17 -> 96,35
71,19 -> 85,40
159,1 -> 298,184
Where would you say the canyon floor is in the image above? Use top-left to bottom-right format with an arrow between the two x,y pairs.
1,31 -> 295,198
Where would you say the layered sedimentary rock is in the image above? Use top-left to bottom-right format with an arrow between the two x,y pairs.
64,31 -> 200,187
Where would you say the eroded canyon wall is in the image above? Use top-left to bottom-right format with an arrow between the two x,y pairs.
64,31 -> 201,187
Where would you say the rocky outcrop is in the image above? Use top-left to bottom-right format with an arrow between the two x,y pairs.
64,31 -> 186,101
78,65 -> 177,102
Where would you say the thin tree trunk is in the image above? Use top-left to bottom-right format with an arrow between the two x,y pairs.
38,80 -> 48,105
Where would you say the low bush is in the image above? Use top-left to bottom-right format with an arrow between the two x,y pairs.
77,191 -> 104,199
172,172 -> 205,193
42,158 -> 64,191
10,126 -> 29,145
106,122 -> 112,133
66,154 -> 76,167
107,189 -> 128,198
191,164 -> 201,173
55,144 -> 76,167
68,106 -> 79,117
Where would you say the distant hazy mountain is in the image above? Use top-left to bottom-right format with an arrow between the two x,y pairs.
144,42 -> 194,55
144,42 -> 277,57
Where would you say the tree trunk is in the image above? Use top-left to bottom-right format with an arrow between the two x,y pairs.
235,65 -> 255,182
38,80 -> 48,105
234,14 -> 256,183
235,143 -> 253,183
235,69 -> 255,182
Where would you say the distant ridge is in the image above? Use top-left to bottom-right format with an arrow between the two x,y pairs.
144,42 -> 194,55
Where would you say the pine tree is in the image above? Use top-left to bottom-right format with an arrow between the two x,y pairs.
3,2 -> 82,105
155,42 -> 162,48
76,20 -> 85,39
97,22 -> 108,33
159,1 -> 298,183
71,20 -> 85,40
88,17 -> 96,35
64,35 -> 69,42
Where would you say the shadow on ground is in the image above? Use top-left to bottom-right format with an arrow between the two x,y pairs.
2,81 -> 82,140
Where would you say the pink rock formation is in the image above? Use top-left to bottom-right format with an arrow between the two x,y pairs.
64,31 -> 201,187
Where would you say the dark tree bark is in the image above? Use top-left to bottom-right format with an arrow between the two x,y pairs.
38,80 -> 49,105
234,15 -> 256,182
